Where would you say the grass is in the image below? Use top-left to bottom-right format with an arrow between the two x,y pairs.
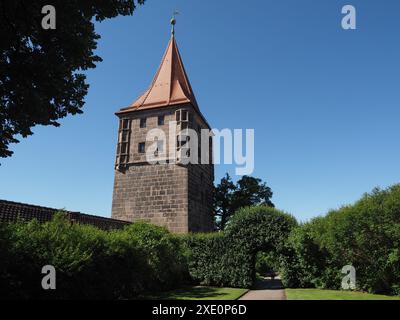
286,289 -> 400,300
142,286 -> 248,300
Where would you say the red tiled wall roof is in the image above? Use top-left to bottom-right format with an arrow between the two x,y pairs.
0,199 -> 131,230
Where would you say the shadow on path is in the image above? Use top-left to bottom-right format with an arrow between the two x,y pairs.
239,277 -> 286,300
253,278 -> 285,290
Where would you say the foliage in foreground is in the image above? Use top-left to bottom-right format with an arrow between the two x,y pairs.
0,206 -> 297,298
1,184 -> 400,298
281,185 -> 400,296
0,215 -> 188,299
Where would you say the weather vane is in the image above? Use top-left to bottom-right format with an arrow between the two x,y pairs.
171,10 -> 179,35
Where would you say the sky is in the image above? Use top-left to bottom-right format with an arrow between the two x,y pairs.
1,0 -> 400,222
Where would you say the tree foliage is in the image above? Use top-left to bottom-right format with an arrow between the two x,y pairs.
0,0 -> 145,158
255,251 -> 280,276
281,185 -> 400,295
213,174 -> 274,230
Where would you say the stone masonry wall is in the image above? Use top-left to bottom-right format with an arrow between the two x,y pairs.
188,164 -> 214,232
112,163 -> 189,233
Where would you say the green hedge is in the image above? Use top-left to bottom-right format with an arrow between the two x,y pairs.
0,214 -> 189,299
255,252 -> 279,276
282,185 -> 400,295
2,185 -> 399,298
185,206 -> 297,288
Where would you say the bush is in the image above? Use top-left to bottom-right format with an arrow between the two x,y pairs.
0,213 -> 189,299
185,206 -> 297,288
282,185 -> 400,295
118,222 -> 190,292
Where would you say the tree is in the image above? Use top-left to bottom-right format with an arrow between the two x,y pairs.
213,174 -> 274,230
0,0 -> 145,158
213,173 -> 236,230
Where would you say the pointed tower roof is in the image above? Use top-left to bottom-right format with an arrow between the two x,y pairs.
117,35 -> 199,114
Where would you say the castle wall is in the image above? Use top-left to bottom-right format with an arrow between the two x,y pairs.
188,164 -> 214,232
112,163 -> 189,233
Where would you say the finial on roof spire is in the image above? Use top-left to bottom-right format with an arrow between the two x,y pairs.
170,10 -> 179,35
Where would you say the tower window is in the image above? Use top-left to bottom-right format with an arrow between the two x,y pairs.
175,109 -> 190,124
157,140 -> 164,152
121,142 -> 128,154
140,118 -> 147,128
116,118 -> 131,168
158,115 -> 165,126
121,131 -> 128,141
138,142 -> 145,153
182,110 -> 188,121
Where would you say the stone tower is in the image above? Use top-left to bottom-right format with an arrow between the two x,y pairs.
111,29 -> 214,233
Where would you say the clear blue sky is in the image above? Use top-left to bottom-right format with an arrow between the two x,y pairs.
1,0 -> 400,221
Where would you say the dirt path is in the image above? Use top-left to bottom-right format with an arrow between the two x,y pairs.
239,277 -> 287,300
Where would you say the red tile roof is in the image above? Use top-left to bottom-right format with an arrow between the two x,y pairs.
0,199 -> 130,230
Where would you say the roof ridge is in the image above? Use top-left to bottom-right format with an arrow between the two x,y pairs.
136,36 -> 174,110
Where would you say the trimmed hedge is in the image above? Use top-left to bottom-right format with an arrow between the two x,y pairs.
0,214 -> 189,299
3,185 -> 399,298
281,185 -> 400,295
185,206 -> 297,288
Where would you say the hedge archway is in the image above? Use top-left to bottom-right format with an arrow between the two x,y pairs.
186,206 -> 297,288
